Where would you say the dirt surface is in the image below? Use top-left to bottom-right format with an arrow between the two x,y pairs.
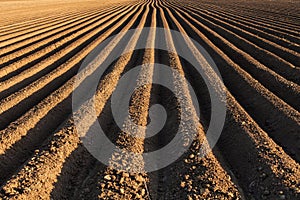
0,0 -> 299,199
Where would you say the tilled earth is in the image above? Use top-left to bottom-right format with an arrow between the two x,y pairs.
0,0 -> 299,199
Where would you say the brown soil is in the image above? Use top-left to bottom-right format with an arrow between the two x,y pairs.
0,0 -> 299,199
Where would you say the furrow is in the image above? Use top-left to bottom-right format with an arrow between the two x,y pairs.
97,4 -> 154,199
0,2 -> 142,158
194,1 -> 300,31
0,8 -> 99,35
0,6 -> 130,96
166,1 -> 300,112
199,5 -> 300,46
0,0 -> 299,199
171,2 -> 300,65
0,8 -> 105,41
54,5 -> 151,197
180,1 -> 300,35
0,4 -> 137,124
0,5 -> 124,66
223,3 -> 300,23
160,2 -> 300,199
0,1 -> 133,36
0,11 -> 101,48
178,3 -> 300,52
0,3 -> 147,198
148,3 -> 242,199
168,2 -> 300,83
0,6 -> 119,56
166,3 -> 300,164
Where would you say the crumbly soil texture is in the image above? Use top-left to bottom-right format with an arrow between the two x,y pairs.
0,0 -> 299,199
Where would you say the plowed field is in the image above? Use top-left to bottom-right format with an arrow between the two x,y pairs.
0,0 -> 299,199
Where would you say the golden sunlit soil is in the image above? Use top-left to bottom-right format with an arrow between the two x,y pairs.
0,0 -> 299,199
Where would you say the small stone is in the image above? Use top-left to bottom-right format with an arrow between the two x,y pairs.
135,175 -> 144,182
228,192 -> 234,198
180,181 -> 186,188
242,121 -> 246,125
189,154 -> 195,159
104,175 -> 112,180
203,188 -> 210,194
50,146 -> 56,152
141,189 -> 146,196
120,188 -> 125,194
119,177 -> 125,184
110,175 -> 116,181
123,172 -> 129,178
227,175 -> 231,181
